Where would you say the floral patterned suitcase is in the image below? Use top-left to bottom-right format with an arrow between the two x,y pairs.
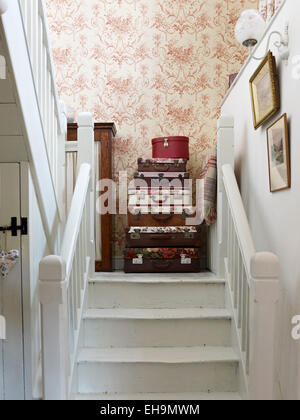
125,226 -> 207,249
138,158 -> 188,173
134,172 -> 190,188
124,247 -> 205,273
152,137 -> 189,160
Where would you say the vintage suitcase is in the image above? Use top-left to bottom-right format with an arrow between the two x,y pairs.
124,248 -> 205,273
138,158 -> 188,173
128,208 -> 196,227
128,189 -> 192,207
125,226 -> 206,248
134,172 -> 190,188
152,137 -> 189,160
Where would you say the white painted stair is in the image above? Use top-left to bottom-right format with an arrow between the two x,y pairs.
74,272 -> 241,400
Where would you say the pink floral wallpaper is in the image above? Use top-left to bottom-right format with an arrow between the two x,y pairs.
46,0 -> 258,256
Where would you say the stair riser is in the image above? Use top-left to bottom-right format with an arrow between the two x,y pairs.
88,282 -> 225,309
78,362 -> 238,394
83,318 -> 231,348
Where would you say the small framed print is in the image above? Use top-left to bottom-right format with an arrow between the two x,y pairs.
267,113 -> 290,193
250,51 -> 280,130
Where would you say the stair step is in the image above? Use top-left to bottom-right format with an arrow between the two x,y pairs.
84,308 -> 231,320
83,308 -> 232,348
77,347 -> 239,394
74,392 -> 242,400
88,273 -> 225,309
78,346 -> 238,364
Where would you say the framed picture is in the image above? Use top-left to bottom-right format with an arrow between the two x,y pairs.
267,113 -> 290,193
250,51 -> 280,130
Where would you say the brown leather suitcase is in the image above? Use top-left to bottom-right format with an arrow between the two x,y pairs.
137,158 -> 188,173
134,172 -> 190,188
128,209 -> 195,227
124,248 -> 205,273
125,226 -> 206,248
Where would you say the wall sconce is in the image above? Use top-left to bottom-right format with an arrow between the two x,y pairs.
235,9 -> 290,62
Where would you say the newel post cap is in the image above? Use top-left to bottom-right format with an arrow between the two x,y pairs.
39,255 -> 66,282
218,115 -> 234,130
250,252 -> 280,279
0,0 -> 8,15
78,112 -> 94,128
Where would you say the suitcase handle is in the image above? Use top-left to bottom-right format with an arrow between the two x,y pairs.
149,234 -> 174,240
152,196 -> 168,204
152,214 -> 173,222
153,164 -> 170,172
152,260 -> 172,271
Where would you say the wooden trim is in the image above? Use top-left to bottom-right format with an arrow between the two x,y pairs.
249,51 -> 280,130
266,113 -> 291,193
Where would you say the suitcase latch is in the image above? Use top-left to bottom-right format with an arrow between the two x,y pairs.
164,138 -> 169,148
181,254 -> 192,265
131,232 -> 141,240
133,254 -> 143,265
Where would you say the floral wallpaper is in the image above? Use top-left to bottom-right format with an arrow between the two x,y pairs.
259,0 -> 283,22
46,0 -> 258,257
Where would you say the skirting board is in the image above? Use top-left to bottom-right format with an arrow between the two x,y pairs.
113,257 -> 124,271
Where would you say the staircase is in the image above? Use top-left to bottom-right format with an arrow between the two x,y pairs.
74,272 -> 240,400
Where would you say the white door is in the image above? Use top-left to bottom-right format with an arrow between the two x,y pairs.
0,164 -> 24,400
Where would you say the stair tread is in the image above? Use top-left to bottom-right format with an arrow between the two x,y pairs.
84,308 -> 231,320
78,346 -> 238,364
74,392 -> 242,400
90,272 -> 224,284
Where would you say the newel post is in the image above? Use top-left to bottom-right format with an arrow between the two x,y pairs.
249,252 -> 280,400
77,113 -> 95,275
215,116 -> 235,277
39,256 -> 68,400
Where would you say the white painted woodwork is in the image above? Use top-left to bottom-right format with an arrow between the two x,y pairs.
83,308 -> 232,348
75,392 -> 242,401
211,114 -> 280,400
0,0 -> 62,253
88,275 -> 226,309
0,315 -> 5,340
77,346 -> 239,394
0,164 -> 24,400
39,113 -> 95,400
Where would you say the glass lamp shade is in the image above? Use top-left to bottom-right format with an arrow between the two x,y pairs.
235,9 -> 266,47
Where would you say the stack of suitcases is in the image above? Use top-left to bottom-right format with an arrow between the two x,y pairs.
124,136 -> 207,273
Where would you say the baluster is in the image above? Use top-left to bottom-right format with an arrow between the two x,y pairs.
246,284 -> 250,375
231,229 -> 236,291
238,261 -> 244,329
227,208 -> 232,274
234,239 -> 239,309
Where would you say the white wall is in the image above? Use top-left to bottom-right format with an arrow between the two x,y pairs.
221,0 -> 300,400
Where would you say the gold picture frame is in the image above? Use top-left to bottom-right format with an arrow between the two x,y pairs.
267,113 -> 290,193
250,51 -> 280,130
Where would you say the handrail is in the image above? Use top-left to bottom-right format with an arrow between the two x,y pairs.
61,163 -> 91,282
222,164 -> 255,281
215,116 -> 280,400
